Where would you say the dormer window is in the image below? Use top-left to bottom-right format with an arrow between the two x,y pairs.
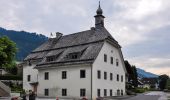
70,53 -> 79,59
46,56 -> 56,62
66,52 -> 81,59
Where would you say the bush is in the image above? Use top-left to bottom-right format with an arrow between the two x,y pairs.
132,88 -> 147,93
0,75 -> 22,80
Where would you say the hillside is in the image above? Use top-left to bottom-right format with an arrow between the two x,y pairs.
0,27 -> 48,61
137,68 -> 158,78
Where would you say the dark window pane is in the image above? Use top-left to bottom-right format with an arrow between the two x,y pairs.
104,54 -> 107,62
110,73 -> 113,80
104,72 -> 107,80
80,70 -> 86,78
117,74 -> 119,81
62,89 -> 67,96
62,71 -> 67,79
80,89 -> 86,97
110,57 -> 113,64
97,70 -> 101,79
44,89 -> 49,96
27,75 -> 31,82
97,89 -> 100,97
116,59 -> 119,66
45,72 -> 49,80
104,89 -> 107,96
110,89 -> 112,96
121,75 -> 123,82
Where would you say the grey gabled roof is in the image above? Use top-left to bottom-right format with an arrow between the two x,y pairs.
24,27 -> 120,68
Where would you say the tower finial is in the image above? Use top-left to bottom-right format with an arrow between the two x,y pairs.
96,1 -> 103,15
99,1 -> 100,8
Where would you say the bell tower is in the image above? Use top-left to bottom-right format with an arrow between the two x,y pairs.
94,1 -> 105,29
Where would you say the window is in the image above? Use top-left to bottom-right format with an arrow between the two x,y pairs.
46,56 -> 56,62
97,70 -> 101,79
44,89 -> 49,96
44,72 -> 49,80
116,59 -> 119,66
117,74 -> 119,81
117,89 -> 120,96
97,89 -> 100,97
110,73 -> 113,80
121,90 -> 123,95
62,89 -> 67,96
27,75 -> 31,82
80,89 -> 86,97
104,54 -> 107,62
110,57 -> 113,64
110,89 -> 112,96
68,52 -> 80,59
104,89 -> 107,96
62,71 -> 67,79
80,70 -> 86,78
121,75 -> 123,82
104,72 -> 107,80
28,60 -> 32,66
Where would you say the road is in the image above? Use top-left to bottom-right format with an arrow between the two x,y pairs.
125,91 -> 168,100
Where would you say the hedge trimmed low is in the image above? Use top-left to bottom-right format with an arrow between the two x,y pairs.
0,75 -> 22,80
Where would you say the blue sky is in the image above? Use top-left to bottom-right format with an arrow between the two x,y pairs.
0,0 -> 170,75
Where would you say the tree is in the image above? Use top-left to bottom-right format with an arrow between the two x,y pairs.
0,36 -> 17,68
124,60 -> 138,88
159,74 -> 169,90
131,65 -> 138,87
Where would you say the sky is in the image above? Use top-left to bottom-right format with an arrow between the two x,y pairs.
0,0 -> 170,76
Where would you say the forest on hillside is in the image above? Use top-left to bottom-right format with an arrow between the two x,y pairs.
0,27 -> 48,61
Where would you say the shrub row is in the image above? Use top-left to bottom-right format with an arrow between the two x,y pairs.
0,75 -> 22,80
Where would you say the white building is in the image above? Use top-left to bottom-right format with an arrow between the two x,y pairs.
23,4 -> 127,99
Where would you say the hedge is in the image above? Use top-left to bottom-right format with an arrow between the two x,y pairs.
0,75 -> 22,80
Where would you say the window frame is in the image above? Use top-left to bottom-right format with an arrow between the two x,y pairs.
116,59 -> 119,66
104,72 -> 107,80
97,89 -> 100,97
44,88 -> 49,96
97,70 -> 101,79
110,73 -> 113,81
62,88 -> 67,96
104,54 -> 107,62
80,88 -> 86,97
117,74 -> 119,81
104,89 -> 107,96
62,71 -> 67,79
44,72 -> 49,80
110,57 -> 113,64
80,70 -> 86,78
27,75 -> 31,82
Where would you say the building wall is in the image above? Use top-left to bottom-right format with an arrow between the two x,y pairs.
37,64 -> 91,99
23,63 -> 38,92
92,41 -> 126,97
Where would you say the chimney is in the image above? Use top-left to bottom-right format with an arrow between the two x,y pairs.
56,32 -> 63,39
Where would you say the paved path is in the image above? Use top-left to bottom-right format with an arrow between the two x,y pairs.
125,91 -> 167,100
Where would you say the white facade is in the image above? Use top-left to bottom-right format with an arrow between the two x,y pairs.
92,41 -> 126,98
22,41 -> 126,99
23,62 -> 38,93
37,64 -> 91,98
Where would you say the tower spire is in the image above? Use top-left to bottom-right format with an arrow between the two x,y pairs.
94,1 -> 105,29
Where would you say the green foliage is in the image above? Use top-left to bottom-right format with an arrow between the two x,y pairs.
159,74 -> 169,90
132,87 -> 148,93
125,60 -> 138,88
6,64 -> 18,75
0,36 -> 17,68
0,75 -> 22,80
166,79 -> 170,90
